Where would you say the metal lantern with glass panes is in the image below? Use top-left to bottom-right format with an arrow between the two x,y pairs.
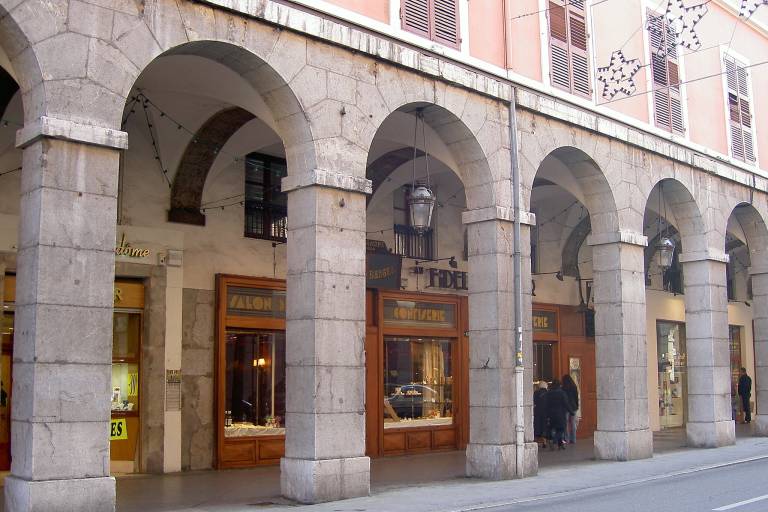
656,236 -> 675,271
408,183 -> 435,233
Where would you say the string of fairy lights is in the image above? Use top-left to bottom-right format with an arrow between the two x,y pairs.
593,0 -> 768,102
121,90 -> 275,213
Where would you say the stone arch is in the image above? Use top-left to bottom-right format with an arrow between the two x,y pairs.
726,201 -> 768,270
366,101 -> 499,212
643,178 -> 708,256
0,3 -> 44,124
531,146 -> 619,237
124,39 -> 316,178
167,106 -> 255,225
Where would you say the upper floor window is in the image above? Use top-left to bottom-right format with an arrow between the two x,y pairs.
547,0 -> 592,99
244,153 -> 287,242
401,0 -> 461,49
724,55 -> 756,163
647,10 -> 685,135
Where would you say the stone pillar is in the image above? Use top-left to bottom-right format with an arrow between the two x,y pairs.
280,170 -> 371,503
680,252 -> 735,447
589,232 -> 653,461
463,208 -> 538,480
5,125 -> 126,512
749,269 -> 768,435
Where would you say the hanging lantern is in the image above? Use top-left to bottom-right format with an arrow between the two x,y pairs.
656,236 -> 676,271
408,184 -> 435,233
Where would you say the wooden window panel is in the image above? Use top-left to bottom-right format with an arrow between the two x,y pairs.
725,55 -> 756,163
548,0 -> 591,98
401,0 -> 460,50
648,10 -> 685,135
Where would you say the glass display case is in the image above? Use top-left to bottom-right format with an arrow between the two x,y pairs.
224,329 -> 286,437
657,321 -> 687,429
383,336 -> 454,429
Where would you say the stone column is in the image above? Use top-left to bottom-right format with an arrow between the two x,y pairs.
463,208 -> 538,480
589,232 -> 653,461
680,252 -> 735,447
5,124 -> 126,512
280,170 -> 371,503
749,268 -> 768,435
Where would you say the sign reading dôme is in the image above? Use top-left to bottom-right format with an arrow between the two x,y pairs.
383,299 -> 456,329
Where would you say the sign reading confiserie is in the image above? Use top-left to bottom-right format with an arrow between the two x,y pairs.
383,299 -> 457,329
532,310 -> 557,334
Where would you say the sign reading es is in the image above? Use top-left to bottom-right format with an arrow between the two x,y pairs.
110,419 -> 128,440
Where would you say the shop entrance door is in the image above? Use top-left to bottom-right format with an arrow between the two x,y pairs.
561,343 -> 596,438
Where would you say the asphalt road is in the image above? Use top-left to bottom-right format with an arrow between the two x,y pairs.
482,459 -> 768,512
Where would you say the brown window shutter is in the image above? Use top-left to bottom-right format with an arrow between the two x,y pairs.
569,9 -> 591,97
432,0 -> 460,48
402,0 -> 430,39
549,1 -> 571,91
549,0 -> 591,98
725,56 -> 756,162
648,10 -> 685,135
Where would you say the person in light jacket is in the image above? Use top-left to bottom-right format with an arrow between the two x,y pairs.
562,374 -> 579,444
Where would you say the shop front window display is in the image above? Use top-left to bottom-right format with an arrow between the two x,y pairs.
383,336 -> 453,429
657,321 -> 687,429
111,312 -> 141,413
225,330 -> 286,437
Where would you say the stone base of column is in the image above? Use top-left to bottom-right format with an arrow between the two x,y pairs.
280,456 -> 370,504
465,442 -> 538,480
4,475 -> 115,512
686,420 -> 735,448
755,415 -> 768,436
594,429 -> 653,461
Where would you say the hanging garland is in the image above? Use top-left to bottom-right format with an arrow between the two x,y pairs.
596,50 -> 643,100
740,0 -> 768,17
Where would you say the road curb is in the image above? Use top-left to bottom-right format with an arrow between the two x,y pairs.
446,453 -> 768,512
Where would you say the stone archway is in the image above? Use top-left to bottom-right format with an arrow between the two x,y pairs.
724,202 -> 768,437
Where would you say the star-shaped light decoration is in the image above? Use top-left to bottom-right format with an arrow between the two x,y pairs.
739,0 -> 768,18
665,0 -> 708,51
596,50 -> 643,100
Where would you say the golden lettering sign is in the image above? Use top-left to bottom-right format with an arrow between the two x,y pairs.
383,300 -> 456,328
115,234 -> 151,258
228,294 -> 285,313
532,310 -> 557,333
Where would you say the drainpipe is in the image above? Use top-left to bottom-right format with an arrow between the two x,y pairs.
509,91 -> 525,478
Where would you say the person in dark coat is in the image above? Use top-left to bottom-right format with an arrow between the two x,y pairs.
545,379 -> 575,450
738,367 -> 752,424
533,381 -> 549,446
562,374 -> 579,444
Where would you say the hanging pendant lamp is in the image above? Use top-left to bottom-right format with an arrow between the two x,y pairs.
656,182 -> 676,271
408,108 -> 436,234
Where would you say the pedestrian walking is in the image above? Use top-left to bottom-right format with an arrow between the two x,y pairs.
533,381 -> 549,447
738,367 -> 752,424
562,374 -> 579,444
545,379 -> 575,450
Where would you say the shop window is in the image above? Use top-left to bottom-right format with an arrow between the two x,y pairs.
111,280 -> 144,472
401,0 -> 461,49
383,336 -> 454,429
657,321 -> 687,429
244,153 -> 287,242
729,325 -> 743,418
224,330 -> 286,436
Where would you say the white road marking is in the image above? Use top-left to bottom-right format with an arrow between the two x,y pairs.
713,494 -> 768,511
